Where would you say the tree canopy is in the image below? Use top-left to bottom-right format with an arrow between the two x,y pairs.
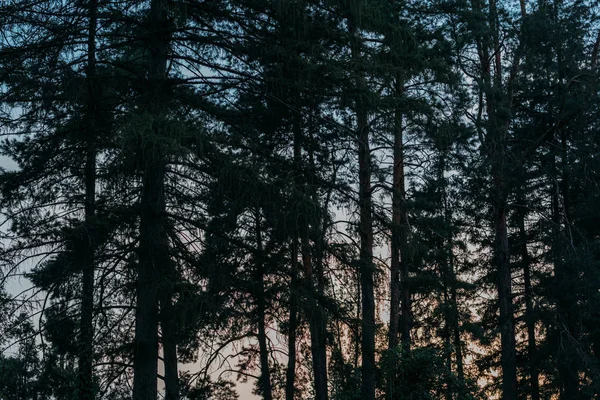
1,0 -> 600,399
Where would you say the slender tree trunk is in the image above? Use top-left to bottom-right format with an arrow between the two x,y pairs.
161,290 -> 178,400
389,78 -> 402,351
397,131 -> 411,354
388,76 -> 406,400
312,285 -> 328,400
394,152 -> 412,354
486,73 -> 518,400
306,106 -> 330,400
132,1 -> 169,399
515,9 -> 538,399
442,273 -> 453,400
516,187 -> 540,400
357,106 -> 375,400
449,242 -> 464,387
288,104 -> 329,400
78,0 -> 98,399
551,171 -> 575,399
551,134 -> 580,399
441,159 -> 464,395
300,229 -> 329,400
285,238 -> 299,400
491,3 -> 517,397
257,284 -> 273,400
522,228 -> 539,400
349,20 -> 375,400
451,267 -> 464,386
286,115 -> 303,400
471,1 -> 518,396
255,214 -> 273,400
304,246 -> 328,400
257,288 -> 273,400
160,206 -> 178,399
350,20 -> 376,397
550,13 -> 581,392
133,162 -> 164,400
354,272 -> 360,370
494,189 -> 517,400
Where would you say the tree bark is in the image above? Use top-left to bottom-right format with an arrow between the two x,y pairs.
161,290 -> 178,400
132,1 -> 169,399
441,157 -> 464,394
306,110 -> 330,400
257,283 -> 273,400
451,270 -> 464,386
358,106 -> 375,400
350,19 -> 376,398
311,281 -> 328,400
516,187 -> 540,400
551,134 -> 580,399
388,75 -> 407,400
286,117 -> 302,400
133,161 -> 164,400
255,214 -> 273,400
78,0 -> 98,399
285,238 -> 298,400
494,185 -> 517,400
354,271 -> 361,371
289,103 -> 329,400
304,244 -> 329,400
442,267 -> 453,400
488,0 -> 518,393
397,111 -> 411,355
471,0 -> 519,396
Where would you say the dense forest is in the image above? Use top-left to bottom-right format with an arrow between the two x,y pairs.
0,0 -> 599,399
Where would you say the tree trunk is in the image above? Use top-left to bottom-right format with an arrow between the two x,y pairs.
304,244 -> 328,400
348,18 -> 376,400
451,272 -> 464,386
161,290 -> 178,400
441,158 -> 464,395
551,135 -> 580,399
490,2 -> 517,396
494,191 -> 517,400
358,110 -> 375,400
78,0 -> 98,398
442,272 -> 453,400
306,110 -> 330,400
351,46 -> 376,400
388,76 -> 406,400
300,230 -> 329,400
285,239 -> 299,400
257,283 -> 273,400
290,105 -> 329,400
255,215 -> 273,400
486,53 -> 518,400
516,188 -> 540,400
397,122 -> 411,354
450,258 -> 464,387
286,117 -> 301,399
257,279 -> 273,400
354,271 -> 361,371
311,283 -> 328,400
471,0 -> 518,396
132,1 -> 169,399
133,161 -> 164,400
